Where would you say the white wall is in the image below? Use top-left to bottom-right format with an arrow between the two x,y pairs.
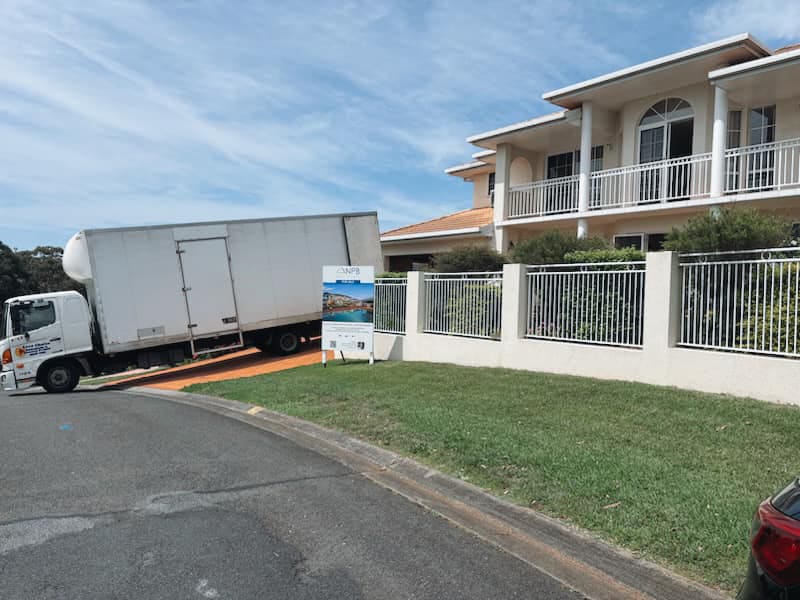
471,172 -> 493,208
374,255 -> 800,407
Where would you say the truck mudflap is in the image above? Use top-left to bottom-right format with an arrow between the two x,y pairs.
1,369 -> 18,391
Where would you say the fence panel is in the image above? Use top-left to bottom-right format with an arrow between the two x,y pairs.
679,249 -> 800,357
526,262 -> 646,347
424,272 -> 503,339
374,278 -> 407,334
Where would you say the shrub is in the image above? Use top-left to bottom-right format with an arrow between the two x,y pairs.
510,230 -> 608,265
564,248 -> 645,264
377,271 -> 408,278
663,208 -> 793,253
433,246 -> 507,273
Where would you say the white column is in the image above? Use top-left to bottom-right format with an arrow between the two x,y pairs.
642,251 -> 681,354
710,85 -> 728,198
500,263 -> 527,343
493,143 -> 511,252
404,271 -> 425,335
577,102 -> 593,238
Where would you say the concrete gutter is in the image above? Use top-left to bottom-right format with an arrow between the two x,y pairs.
124,386 -> 730,600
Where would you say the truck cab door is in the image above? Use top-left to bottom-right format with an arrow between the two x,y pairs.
8,298 -> 64,386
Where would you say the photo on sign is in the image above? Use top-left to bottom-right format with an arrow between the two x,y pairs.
322,282 -> 374,323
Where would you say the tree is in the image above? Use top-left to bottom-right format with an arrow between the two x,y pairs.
433,246 -> 507,273
663,208 -> 793,253
510,230 -> 608,265
16,246 -> 83,296
0,241 -> 29,304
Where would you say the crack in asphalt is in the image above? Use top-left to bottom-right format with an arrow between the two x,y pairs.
0,469 -> 361,556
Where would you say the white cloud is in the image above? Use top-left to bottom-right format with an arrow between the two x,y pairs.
0,0 -> 633,247
695,0 -> 800,43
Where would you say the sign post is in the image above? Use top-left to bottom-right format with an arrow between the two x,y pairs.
321,266 -> 375,366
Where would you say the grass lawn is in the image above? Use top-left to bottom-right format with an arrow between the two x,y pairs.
185,360 -> 800,593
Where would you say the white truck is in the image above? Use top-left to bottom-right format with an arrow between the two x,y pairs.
0,212 -> 382,393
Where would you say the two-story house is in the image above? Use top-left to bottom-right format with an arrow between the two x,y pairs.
381,33 -> 800,268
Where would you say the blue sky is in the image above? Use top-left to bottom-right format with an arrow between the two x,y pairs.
1,0 -> 799,250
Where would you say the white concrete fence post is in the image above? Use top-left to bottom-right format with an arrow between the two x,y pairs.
404,271 -> 426,336
501,264 -> 528,343
643,251 -> 682,356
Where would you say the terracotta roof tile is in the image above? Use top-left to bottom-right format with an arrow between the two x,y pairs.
776,43 -> 800,54
381,207 -> 493,238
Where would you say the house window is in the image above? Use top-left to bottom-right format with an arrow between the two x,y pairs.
546,152 -> 574,179
647,233 -> 668,251
749,105 -> 776,145
726,110 -> 743,192
727,110 -> 742,148
488,172 -> 495,196
748,105 -> 776,189
547,146 -> 604,179
614,234 -> 644,251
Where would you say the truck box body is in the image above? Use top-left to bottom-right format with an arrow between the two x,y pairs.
62,212 -> 382,354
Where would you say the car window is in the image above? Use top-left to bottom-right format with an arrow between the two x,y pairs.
11,302 -> 56,335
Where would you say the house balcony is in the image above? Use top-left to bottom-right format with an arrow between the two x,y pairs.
505,137 -> 800,221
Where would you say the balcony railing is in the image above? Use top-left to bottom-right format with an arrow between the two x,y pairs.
505,138 -> 800,221
589,153 -> 712,210
507,174 -> 579,219
725,137 -> 800,194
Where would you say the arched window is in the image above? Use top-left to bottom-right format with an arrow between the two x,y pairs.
639,98 -> 693,128
638,98 -> 694,167
636,98 -> 695,202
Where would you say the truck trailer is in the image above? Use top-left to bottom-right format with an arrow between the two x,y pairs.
0,212 -> 382,393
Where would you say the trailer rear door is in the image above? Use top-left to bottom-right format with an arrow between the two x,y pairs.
177,238 -> 241,344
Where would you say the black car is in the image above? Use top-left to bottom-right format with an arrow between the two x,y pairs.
739,478 -> 800,599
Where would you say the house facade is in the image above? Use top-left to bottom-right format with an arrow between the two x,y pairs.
382,34 -> 800,264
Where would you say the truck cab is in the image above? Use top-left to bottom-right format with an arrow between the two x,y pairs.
1,291 -> 94,393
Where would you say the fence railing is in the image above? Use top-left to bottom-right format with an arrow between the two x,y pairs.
679,248 -> 800,358
590,153 -> 712,210
526,261 -> 647,347
424,272 -> 503,339
725,137 -> 800,194
374,277 -> 408,334
507,175 -> 580,219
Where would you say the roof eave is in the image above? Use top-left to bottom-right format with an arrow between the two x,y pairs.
381,226 -> 491,243
710,47 -> 800,83
466,111 -> 570,149
542,33 -> 771,107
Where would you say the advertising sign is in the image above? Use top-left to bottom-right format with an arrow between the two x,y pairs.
322,266 -> 375,356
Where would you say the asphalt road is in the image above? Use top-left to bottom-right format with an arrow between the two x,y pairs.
0,389 -> 581,600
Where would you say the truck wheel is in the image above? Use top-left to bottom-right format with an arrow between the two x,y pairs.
272,330 -> 300,355
40,361 -> 80,394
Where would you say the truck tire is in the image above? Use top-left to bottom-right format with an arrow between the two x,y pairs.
40,361 -> 80,394
271,330 -> 300,355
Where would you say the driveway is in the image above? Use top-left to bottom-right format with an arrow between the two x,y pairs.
0,389 -> 580,599
104,346 -> 327,390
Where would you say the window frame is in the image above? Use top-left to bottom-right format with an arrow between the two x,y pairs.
10,300 -> 57,336
749,105 -> 776,146
613,233 -> 645,251
545,145 -> 604,179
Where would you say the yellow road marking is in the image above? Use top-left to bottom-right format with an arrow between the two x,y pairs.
246,406 -> 264,415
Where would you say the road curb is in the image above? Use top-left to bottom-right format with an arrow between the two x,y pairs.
123,386 -> 730,600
